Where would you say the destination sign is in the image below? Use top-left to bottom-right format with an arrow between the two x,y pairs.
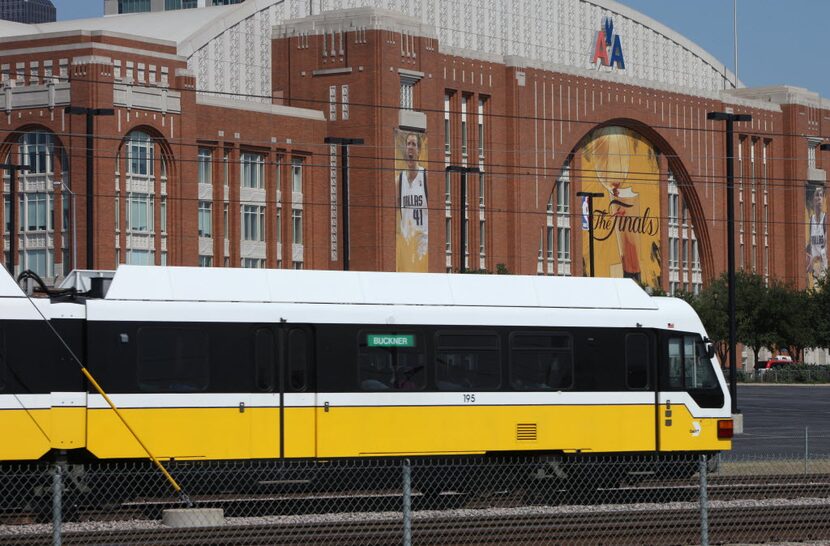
367,334 -> 415,348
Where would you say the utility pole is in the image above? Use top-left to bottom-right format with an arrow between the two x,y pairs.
707,111 -> 752,416
66,106 -> 114,270
577,191 -> 603,277
324,137 -> 363,271
2,162 -> 31,276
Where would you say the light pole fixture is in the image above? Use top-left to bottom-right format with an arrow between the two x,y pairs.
576,191 -> 604,278
445,165 -> 481,273
324,137 -> 364,271
1,162 -> 31,276
53,180 -> 77,273
707,110 -> 752,416
66,106 -> 114,270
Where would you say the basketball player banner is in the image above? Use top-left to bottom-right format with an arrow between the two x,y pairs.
395,129 -> 429,272
806,181 -> 827,289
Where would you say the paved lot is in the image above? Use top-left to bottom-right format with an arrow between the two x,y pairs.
731,384 -> 830,457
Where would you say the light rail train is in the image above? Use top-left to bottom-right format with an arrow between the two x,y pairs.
0,265 -> 732,466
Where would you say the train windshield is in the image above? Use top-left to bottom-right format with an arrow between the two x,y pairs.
665,333 -> 723,408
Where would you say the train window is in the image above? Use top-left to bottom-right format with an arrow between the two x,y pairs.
254,328 -> 275,392
683,336 -> 696,388
435,331 -> 500,391
667,337 -> 683,389
664,334 -> 720,393
288,329 -> 308,391
0,328 -> 5,391
688,337 -> 719,390
509,332 -> 573,390
358,332 -> 425,391
137,327 -> 209,392
625,333 -> 649,389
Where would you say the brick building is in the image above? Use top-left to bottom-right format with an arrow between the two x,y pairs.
0,0 -> 827,299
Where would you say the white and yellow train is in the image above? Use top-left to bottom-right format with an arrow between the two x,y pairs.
0,265 -> 732,465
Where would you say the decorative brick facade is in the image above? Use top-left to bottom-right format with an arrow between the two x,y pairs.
0,5 -> 827,293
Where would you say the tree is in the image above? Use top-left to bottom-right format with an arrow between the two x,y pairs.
773,282 -> 814,362
811,274 -> 830,350
679,278 -> 728,365
734,271 -> 776,366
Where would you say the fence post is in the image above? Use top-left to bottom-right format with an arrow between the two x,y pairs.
699,454 -> 709,546
805,426 -> 809,475
52,462 -> 63,546
402,459 -> 412,546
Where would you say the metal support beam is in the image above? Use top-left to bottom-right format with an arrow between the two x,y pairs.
324,137 -> 364,271
707,110 -> 752,416
66,106 -> 114,270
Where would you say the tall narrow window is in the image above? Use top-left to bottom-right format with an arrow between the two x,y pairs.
198,148 -> 212,185
477,97 -> 485,160
460,96 -> 468,159
292,209 -> 303,245
292,158 -> 304,193
556,164 -> 571,275
198,201 -> 212,237
444,94 -> 451,156
400,76 -> 417,110
160,196 -> 167,234
737,139 -> 745,269
546,194 -> 554,274
291,158 -> 304,263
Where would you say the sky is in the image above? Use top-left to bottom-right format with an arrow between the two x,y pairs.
51,0 -> 830,99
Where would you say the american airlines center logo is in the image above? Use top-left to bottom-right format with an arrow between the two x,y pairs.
591,17 -> 626,70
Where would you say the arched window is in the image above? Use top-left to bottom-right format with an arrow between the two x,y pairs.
4,130 -> 70,280
117,130 -> 169,266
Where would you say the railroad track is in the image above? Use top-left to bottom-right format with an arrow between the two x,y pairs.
1,503 -> 829,546
2,475 -> 830,523
3,474 -> 830,545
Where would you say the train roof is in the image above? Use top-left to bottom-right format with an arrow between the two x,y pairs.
0,268 -> 24,298
103,265 -> 658,310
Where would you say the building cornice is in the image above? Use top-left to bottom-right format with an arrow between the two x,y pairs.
273,7 -> 437,40
0,40 -> 185,63
196,94 -> 325,121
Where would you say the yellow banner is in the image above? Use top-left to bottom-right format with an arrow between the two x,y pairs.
580,127 -> 661,288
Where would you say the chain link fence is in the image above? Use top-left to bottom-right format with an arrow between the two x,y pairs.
2,452 -> 830,545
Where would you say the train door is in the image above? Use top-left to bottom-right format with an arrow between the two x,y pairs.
251,326 -> 280,458
278,325 -> 315,458
657,333 -> 723,452
622,330 -> 659,452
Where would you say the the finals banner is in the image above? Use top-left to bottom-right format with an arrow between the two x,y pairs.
580,127 -> 661,288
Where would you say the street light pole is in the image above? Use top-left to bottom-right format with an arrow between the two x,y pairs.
66,106 -> 114,270
707,111 -> 752,416
445,165 -> 481,273
577,191 -> 603,277
2,162 -> 31,276
53,180 -> 77,273
324,137 -> 364,271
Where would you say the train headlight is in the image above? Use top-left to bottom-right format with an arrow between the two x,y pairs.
717,419 -> 734,439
